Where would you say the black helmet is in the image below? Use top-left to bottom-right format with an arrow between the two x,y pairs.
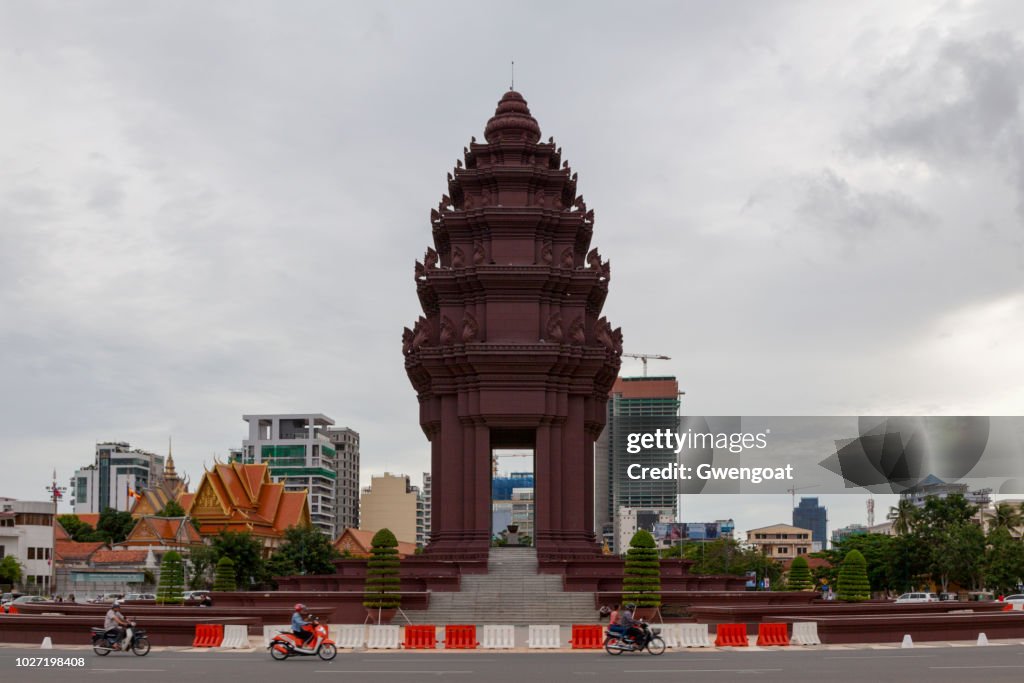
626,603 -> 636,610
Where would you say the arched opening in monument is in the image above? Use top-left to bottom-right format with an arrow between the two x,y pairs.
491,431 -> 535,547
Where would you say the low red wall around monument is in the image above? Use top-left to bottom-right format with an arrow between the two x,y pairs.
274,558 -> 474,592
693,601 -> 1006,634
545,557 -> 748,592
766,611 -> 1024,644
0,614 -> 259,646
13,591 -> 433,630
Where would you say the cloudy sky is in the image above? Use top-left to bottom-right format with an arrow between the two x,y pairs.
2,1 -> 1022,534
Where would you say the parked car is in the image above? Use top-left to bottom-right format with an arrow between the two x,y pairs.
92,593 -> 124,604
3,595 -> 47,612
895,592 -> 939,603
1002,594 -> 1024,603
938,592 -> 959,601
183,590 -> 210,601
124,593 -> 156,601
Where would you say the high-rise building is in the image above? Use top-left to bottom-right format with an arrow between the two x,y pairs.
325,427 -> 360,533
792,497 -> 828,550
360,473 -> 421,546
239,414 -> 339,537
595,376 -> 680,552
420,472 -> 432,545
71,442 -> 166,514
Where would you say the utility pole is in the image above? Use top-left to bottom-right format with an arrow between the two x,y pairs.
46,469 -> 67,597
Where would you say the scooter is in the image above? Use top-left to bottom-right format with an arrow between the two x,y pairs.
268,617 -> 337,661
604,620 -> 666,655
91,620 -> 151,656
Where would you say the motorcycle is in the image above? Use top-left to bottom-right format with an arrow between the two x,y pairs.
268,617 -> 337,661
604,620 -> 666,655
91,620 -> 151,656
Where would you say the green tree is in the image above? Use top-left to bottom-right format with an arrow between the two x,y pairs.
984,527 -> 1024,594
837,549 -> 871,602
94,507 -> 136,544
209,531 -> 266,589
363,528 -> 401,610
156,551 -> 185,604
268,525 -> 340,577
57,514 -> 102,542
156,501 -> 186,518
990,503 -> 1024,534
0,555 -> 24,586
929,521 -> 985,593
911,494 -> 983,593
788,555 -> 813,591
187,545 -> 217,590
623,530 -> 661,608
888,499 -> 918,536
213,556 -> 237,591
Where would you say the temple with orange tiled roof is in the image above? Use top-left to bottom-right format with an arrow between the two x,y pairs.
183,461 -> 310,554
334,528 -> 418,559
117,515 -> 203,553
129,442 -> 190,518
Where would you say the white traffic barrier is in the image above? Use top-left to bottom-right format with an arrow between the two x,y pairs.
366,625 -> 401,649
791,622 -> 821,646
977,632 -> 989,646
263,624 -> 291,647
658,624 -> 682,648
218,624 -> 249,649
40,637 -> 53,649
680,623 -> 712,647
480,625 -> 515,649
901,634 -> 913,649
332,625 -> 366,649
527,624 -> 561,649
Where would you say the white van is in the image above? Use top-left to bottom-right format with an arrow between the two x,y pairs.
895,592 -> 938,603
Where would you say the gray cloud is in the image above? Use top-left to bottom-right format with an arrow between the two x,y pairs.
1,1 -> 1022,535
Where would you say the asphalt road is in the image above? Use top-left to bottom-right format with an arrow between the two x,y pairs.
2,645 -> 1024,683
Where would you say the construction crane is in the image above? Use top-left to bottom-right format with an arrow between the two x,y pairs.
621,352 -> 671,377
787,485 -> 818,510
492,452 -> 532,477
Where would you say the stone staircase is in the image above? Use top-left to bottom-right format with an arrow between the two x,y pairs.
403,547 -> 598,625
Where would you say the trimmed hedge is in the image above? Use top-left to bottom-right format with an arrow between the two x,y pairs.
156,551 -> 184,605
363,528 -> 401,609
623,530 -> 661,607
837,549 -> 870,602
788,555 -> 813,591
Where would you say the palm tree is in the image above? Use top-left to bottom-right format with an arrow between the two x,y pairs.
989,502 -> 1024,535
887,499 -> 917,536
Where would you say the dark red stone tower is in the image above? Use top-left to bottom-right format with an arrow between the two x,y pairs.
404,91 -> 622,561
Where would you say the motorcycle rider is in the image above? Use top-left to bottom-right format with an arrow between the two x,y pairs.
104,601 -> 130,650
291,603 -> 314,648
620,603 -> 642,644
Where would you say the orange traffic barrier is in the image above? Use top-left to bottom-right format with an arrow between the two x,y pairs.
444,624 -> 478,649
570,624 -> 604,649
193,624 -> 224,647
714,623 -> 749,647
756,623 -> 790,646
403,625 -> 436,649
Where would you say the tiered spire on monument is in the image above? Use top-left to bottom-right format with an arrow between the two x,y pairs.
404,91 -> 622,561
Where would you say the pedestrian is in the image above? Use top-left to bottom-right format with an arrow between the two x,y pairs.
68,593 -> 76,603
